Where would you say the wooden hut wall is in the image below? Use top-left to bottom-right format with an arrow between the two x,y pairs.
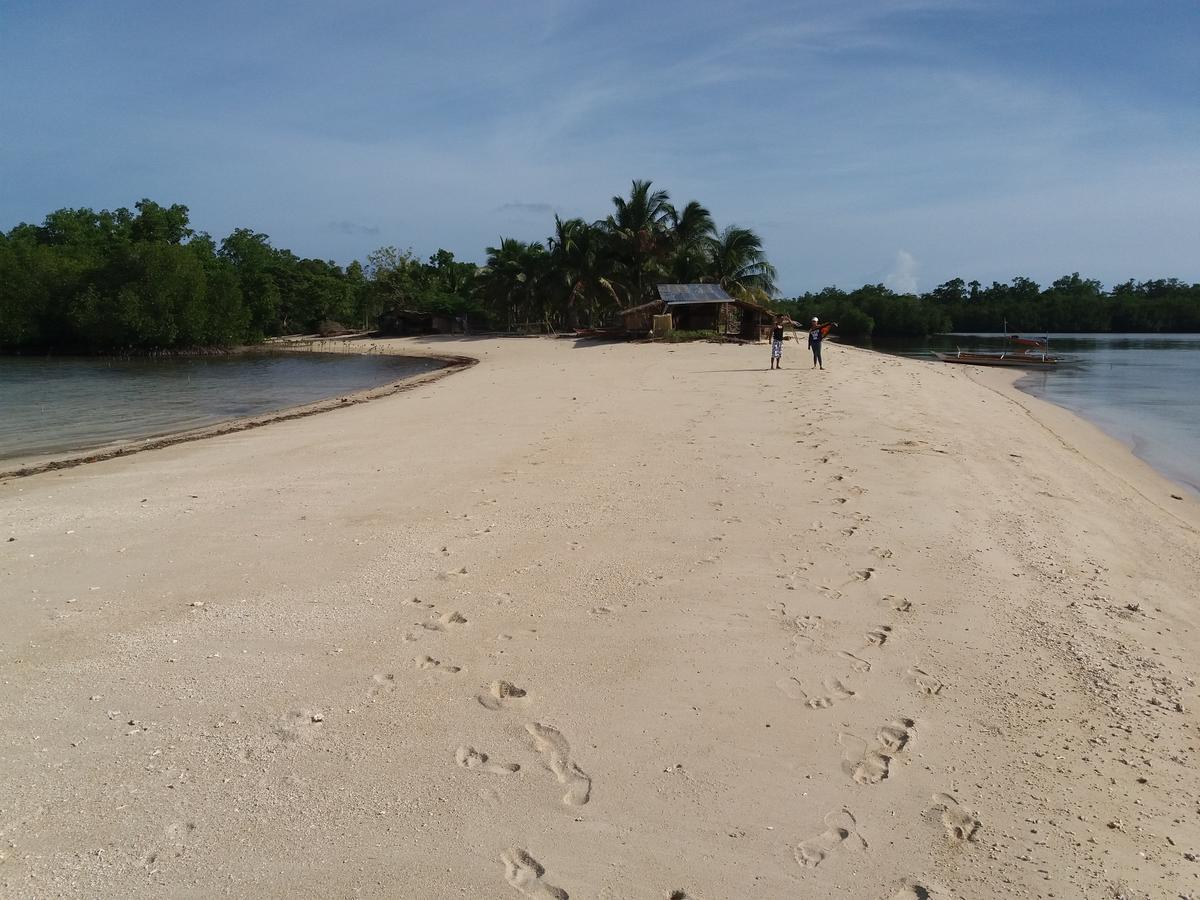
671,304 -> 722,332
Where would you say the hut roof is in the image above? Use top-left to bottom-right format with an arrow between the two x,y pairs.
656,283 -> 734,305
620,285 -> 776,318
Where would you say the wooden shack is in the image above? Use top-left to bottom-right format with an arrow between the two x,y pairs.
620,284 -> 777,340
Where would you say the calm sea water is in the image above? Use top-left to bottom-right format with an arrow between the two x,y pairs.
0,352 -> 443,462
863,333 -> 1200,494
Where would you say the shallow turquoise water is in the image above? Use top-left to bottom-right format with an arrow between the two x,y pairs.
0,351 -> 443,462
865,333 -> 1200,494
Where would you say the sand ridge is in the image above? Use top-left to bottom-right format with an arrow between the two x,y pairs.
1,335 -> 1198,898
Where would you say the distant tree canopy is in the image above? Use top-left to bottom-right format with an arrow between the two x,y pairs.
3,192 -> 1198,352
0,200 -> 375,352
777,274 -> 1200,339
0,201 -> 487,353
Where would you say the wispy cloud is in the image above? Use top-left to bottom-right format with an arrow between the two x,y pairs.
1,0 -> 1197,292
327,220 -> 380,236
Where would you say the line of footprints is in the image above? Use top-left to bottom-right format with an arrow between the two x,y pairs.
470,683 -> 592,898
456,677 -> 593,808
774,585 -> 981,883
373,597 -> 594,898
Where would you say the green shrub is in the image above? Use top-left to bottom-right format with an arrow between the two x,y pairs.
661,329 -> 723,343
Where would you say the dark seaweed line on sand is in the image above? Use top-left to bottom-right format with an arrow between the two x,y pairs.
0,354 -> 478,481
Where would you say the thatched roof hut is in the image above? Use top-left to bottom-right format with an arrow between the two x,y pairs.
620,284 -> 777,339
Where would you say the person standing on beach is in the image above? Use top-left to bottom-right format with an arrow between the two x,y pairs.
808,317 -> 834,370
769,314 -> 799,370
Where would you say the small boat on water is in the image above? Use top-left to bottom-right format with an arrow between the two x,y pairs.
932,335 -> 1068,368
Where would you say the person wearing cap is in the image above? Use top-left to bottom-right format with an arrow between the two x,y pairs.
808,317 -> 834,369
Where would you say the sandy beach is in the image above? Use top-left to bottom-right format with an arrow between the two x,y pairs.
2,336 -> 1199,899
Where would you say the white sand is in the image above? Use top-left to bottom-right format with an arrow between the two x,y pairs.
2,336 -> 1198,899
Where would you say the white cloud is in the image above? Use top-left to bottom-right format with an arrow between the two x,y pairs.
885,250 -> 919,294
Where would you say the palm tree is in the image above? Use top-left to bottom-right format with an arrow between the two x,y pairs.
668,200 -> 714,250
604,179 -> 674,306
478,238 -> 548,330
547,216 -> 620,328
706,225 -> 778,302
666,200 -> 715,284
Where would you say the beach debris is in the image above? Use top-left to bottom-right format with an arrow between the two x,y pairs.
1170,494 -> 1183,500
1125,602 -> 1140,612
310,713 -> 324,723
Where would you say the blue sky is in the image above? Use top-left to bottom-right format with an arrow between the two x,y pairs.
2,0 -> 1197,295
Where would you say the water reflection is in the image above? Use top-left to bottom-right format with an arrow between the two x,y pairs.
0,352 -> 443,461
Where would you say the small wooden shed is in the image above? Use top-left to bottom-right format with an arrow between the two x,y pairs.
620,284 -> 777,339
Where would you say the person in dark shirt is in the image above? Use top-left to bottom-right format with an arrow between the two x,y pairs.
808,317 -> 836,369
769,315 -> 799,370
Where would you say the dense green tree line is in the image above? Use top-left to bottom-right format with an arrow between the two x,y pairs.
5,191 -> 1198,352
0,200 -> 375,352
778,274 -> 1200,339
1,181 -> 778,350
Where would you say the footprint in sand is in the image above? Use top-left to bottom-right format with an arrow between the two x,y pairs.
865,625 -> 893,646
415,655 -> 462,674
849,568 -> 875,583
885,595 -> 912,613
886,879 -> 935,899
368,672 -> 398,696
838,718 -> 914,785
795,809 -> 868,869
839,734 -> 893,785
776,676 -> 856,708
837,651 -> 872,673
147,821 -> 196,867
273,709 -> 325,743
501,848 -> 568,899
877,718 -> 915,753
477,680 -> 529,711
526,723 -> 592,806
871,547 -> 895,560
771,606 -> 825,649
455,744 -> 520,775
905,667 -> 943,695
931,793 -> 980,843
420,610 -> 468,631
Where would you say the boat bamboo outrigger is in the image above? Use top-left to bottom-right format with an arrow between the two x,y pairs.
931,334 -> 1067,368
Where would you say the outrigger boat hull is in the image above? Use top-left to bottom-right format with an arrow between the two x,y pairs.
931,351 -> 1061,368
